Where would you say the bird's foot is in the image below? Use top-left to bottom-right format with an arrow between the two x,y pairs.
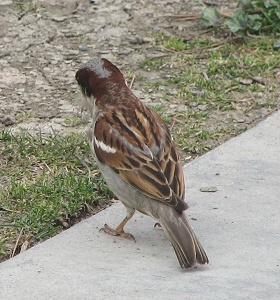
100,223 -> 136,242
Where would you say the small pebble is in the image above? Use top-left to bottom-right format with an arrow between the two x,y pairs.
78,45 -> 88,51
197,105 -> 207,111
200,187 -> 218,193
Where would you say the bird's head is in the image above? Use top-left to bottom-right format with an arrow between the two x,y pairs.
75,58 -> 125,100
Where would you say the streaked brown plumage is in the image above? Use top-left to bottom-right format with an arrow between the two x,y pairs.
75,58 -> 208,268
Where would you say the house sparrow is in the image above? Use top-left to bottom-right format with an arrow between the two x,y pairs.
75,58 -> 209,268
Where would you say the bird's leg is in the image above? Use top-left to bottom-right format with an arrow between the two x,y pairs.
101,207 -> 136,242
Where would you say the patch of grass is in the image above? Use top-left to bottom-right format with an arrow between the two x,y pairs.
0,240 -> 5,256
154,33 -> 214,52
63,117 -> 84,127
139,58 -> 165,70
139,32 -> 279,159
176,120 -> 247,155
153,104 -> 171,123
0,132 -> 113,261
145,81 -> 165,89
14,111 -> 34,122
13,0 -> 40,13
155,36 -> 189,52
78,35 -> 91,42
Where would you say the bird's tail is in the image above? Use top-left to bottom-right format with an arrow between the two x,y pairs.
158,208 -> 209,268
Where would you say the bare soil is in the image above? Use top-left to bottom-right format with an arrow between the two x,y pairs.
0,0 -> 240,135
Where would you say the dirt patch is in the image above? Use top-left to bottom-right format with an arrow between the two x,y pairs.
0,0 -> 238,134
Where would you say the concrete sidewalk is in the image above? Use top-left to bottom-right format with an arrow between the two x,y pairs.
1,111 -> 279,300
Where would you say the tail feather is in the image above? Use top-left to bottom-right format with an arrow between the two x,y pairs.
159,209 -> 208,268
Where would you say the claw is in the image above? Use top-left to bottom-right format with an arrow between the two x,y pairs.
101,223 -> 136,242
154,222 -> 162,228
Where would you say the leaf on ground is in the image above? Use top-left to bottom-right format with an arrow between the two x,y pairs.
238,0 -> 254,10
248,14 -> 263,31
225,10 -> 250,34
201,8 -> 224,26
273,38 -> 280,49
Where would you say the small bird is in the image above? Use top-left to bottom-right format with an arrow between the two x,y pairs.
75,58 -> 209,268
